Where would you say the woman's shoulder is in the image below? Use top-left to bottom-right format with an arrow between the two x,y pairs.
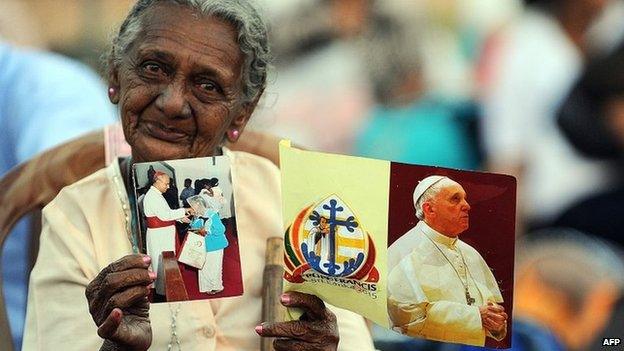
227,150 -> 282,226
44,163 -> 119,218
229,150 -> 281,190
229,149 -> 279,173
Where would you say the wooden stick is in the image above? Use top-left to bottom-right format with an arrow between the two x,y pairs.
261,237 -> 285,351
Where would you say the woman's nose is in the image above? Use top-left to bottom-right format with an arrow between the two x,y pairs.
155,81 -> 192,119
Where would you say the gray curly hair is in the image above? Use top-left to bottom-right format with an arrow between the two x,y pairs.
107,0 -> 270,103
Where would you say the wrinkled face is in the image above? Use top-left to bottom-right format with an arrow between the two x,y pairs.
424,182 -> 471,237
110,3 -> 251,162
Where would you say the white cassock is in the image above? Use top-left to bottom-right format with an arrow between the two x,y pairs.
143,186 -> 187,295
387,221 -> 506,346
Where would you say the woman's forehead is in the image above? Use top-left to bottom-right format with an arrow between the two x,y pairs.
132,3 -> 243,78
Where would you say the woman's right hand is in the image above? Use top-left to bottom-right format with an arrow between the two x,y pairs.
85,254 -> 155,351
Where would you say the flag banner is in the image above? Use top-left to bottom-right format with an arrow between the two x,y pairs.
280,141 -> 516,349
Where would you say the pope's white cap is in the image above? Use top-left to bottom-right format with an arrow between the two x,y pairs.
413,175 -> 448,206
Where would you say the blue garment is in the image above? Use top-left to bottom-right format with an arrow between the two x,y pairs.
0,42 -> 117,349
189,212 -> 228,252
179,187 -> 195,205
354,97 -> 479,170
205,212 -> 228,252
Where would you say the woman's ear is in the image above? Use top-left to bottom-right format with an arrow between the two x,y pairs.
226,90 -> 263,143
108,66 -> 121,105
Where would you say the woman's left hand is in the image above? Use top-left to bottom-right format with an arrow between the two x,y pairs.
255,292 -> 339,351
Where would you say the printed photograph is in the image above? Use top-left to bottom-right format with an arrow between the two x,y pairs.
386,165 -> 516,348
279,143 -> 516,348
132,156 -> 243,302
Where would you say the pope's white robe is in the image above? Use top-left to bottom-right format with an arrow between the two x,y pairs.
387,221 -> 506,346
23,150 -> 375,351
143,185 -> 186,294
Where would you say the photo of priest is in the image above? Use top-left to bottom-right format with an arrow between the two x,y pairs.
132,157 -> 243,303
387,175 -> 509,347
142,171 -> 193,295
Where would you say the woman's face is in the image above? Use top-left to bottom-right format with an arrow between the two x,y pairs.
111,3 -> 252,162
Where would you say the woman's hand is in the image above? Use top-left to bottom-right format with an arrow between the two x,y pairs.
85,254 -> 155,351
255,292 -> 339,351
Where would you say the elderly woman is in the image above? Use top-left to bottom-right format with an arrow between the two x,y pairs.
21,1 -> 374,350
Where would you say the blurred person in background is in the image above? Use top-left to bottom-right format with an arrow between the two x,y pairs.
555,39 -> 624,249
250,0 -> 374,152
353,10 -> 480,170
498,229 -> 623,351
480,0 -> 616,231
506,230 -> 624,351
256,0 -> 518,156
0,4 -> 117,349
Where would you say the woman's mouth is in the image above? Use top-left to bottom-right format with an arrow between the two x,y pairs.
142,121 -> 189,143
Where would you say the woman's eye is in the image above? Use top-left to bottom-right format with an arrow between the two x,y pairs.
141,62 -> 164,75
199,81 -> 218,93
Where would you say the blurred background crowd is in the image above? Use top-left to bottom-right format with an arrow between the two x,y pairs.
2,0 -> 624,350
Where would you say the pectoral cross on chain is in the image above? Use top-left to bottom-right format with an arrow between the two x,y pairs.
465,288 -> 476,305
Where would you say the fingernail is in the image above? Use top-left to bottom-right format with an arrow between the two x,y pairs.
143,256 -> 151,264
149,271 -> 157,280
254,324 -> 263,335
280,293 -> 291,305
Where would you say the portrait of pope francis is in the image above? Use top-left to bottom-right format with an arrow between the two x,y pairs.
387,175 -> 508,346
